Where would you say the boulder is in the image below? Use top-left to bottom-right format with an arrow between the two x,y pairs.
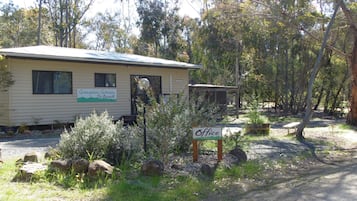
171,164 -> 184,170
72,159 -> 89,173
50,159 -> 72,172
18,162 -> 47,181
200,163 -> 215,177
221,147 -> 248,168
141,159 -> 164,176
228,147 -> 247,163
88,160 -> 114,177
44,148 -> 60,160
24,152 -> 39,162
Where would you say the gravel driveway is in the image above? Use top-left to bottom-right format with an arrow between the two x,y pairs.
0,136 -> 60,160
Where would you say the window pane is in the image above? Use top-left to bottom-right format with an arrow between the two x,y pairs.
95,73 -> 116,87
32,71 -> 72,94
95,73 -> 105,87
106,74 -> 116,87
54,72 -> 72,94
32,71 -> 53,94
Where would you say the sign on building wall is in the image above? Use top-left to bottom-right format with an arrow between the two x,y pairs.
192,127 -> 222,140
77,88 -> 117,102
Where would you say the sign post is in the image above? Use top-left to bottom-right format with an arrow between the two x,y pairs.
192,127 -> 223,162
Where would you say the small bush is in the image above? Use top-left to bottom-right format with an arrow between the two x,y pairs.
135,94 -> 219,162
58,111 -> 142,165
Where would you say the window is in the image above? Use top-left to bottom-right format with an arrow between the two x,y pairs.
95,73 -> 116,87
32,70 -> 72,94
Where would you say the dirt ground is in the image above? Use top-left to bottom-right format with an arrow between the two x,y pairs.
206,117 -> 357,201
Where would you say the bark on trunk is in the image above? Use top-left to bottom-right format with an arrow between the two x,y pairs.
347,37 -> 357,125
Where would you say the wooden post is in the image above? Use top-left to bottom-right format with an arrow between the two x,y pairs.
193,140 -> 198,162
217,139 -> 223,161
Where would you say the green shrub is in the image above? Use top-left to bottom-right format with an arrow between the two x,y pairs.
246,99 -> 269,125
135,94 -> 219,162
58,111 -> 142,165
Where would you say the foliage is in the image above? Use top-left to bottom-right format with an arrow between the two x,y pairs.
0,3 -> 39,47
246,99 -> 269,125
136,0 -> 184,59
134,94 -> 219,162
0,55 -> 15,91
45,0 -> 95,47
58,111 -> 142,165
0,0 -> 354,118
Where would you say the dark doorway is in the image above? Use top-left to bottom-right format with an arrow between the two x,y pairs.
130,75 -> 162,115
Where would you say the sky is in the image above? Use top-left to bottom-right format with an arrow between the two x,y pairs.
7,0 -> 201,19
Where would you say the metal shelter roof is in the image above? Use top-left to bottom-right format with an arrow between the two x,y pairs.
0,46 -> 201,69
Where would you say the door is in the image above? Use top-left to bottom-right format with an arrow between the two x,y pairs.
130,75 -> 162,115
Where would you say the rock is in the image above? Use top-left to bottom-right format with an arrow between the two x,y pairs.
72,159 -> 89,173
221,154 -> 240,168
44,148 -> 60,160
221,147 -> 248,168
200,163 -> 215,177
141,159 -> 164,176
50,159 -> 72,172
88,160 -> 114,177
229,147 -> 247,163
171,164 -> 184,170
16,158 -> 24,167
24,152 -> 38,162
18,162 -> 47,181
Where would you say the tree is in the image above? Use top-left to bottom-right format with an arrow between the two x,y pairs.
340,1 -> 357,126
0,2 -> 40,47
136,0 -> 165,56
0,55 -> 14,91
84,11 -> 125,51
136,0 -> 184,59
296,1 -> 340,140
46,0 -> 94,48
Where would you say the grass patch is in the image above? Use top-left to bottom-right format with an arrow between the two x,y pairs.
215,160 -> 262,180
267,115 -> 300,123
337,123 -> 357,131
0,159 -> 107,201
106,175 -> 209,201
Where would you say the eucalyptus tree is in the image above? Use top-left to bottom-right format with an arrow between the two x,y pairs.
84,11 -> 130,52
136,0 -> 184,59
339,1 -> 357,126
45,0 -> 94,48
136,0 -> 165,56
0,3 -> 39,47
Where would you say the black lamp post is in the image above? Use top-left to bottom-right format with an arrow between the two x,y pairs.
138,78 -> 150,152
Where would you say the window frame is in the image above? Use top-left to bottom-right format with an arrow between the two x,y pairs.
94,73 -> 117,88
32,70 -> 73,95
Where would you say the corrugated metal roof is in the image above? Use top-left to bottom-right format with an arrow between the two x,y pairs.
0,46 -> 201,69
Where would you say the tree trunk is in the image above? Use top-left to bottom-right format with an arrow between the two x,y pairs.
314,85 -> 324,110
339,1 -> 357,125
296,2 -> 339,140
347,37 -> 357,125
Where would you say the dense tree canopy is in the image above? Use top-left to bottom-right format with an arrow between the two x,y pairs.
1,0 -> 357,127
